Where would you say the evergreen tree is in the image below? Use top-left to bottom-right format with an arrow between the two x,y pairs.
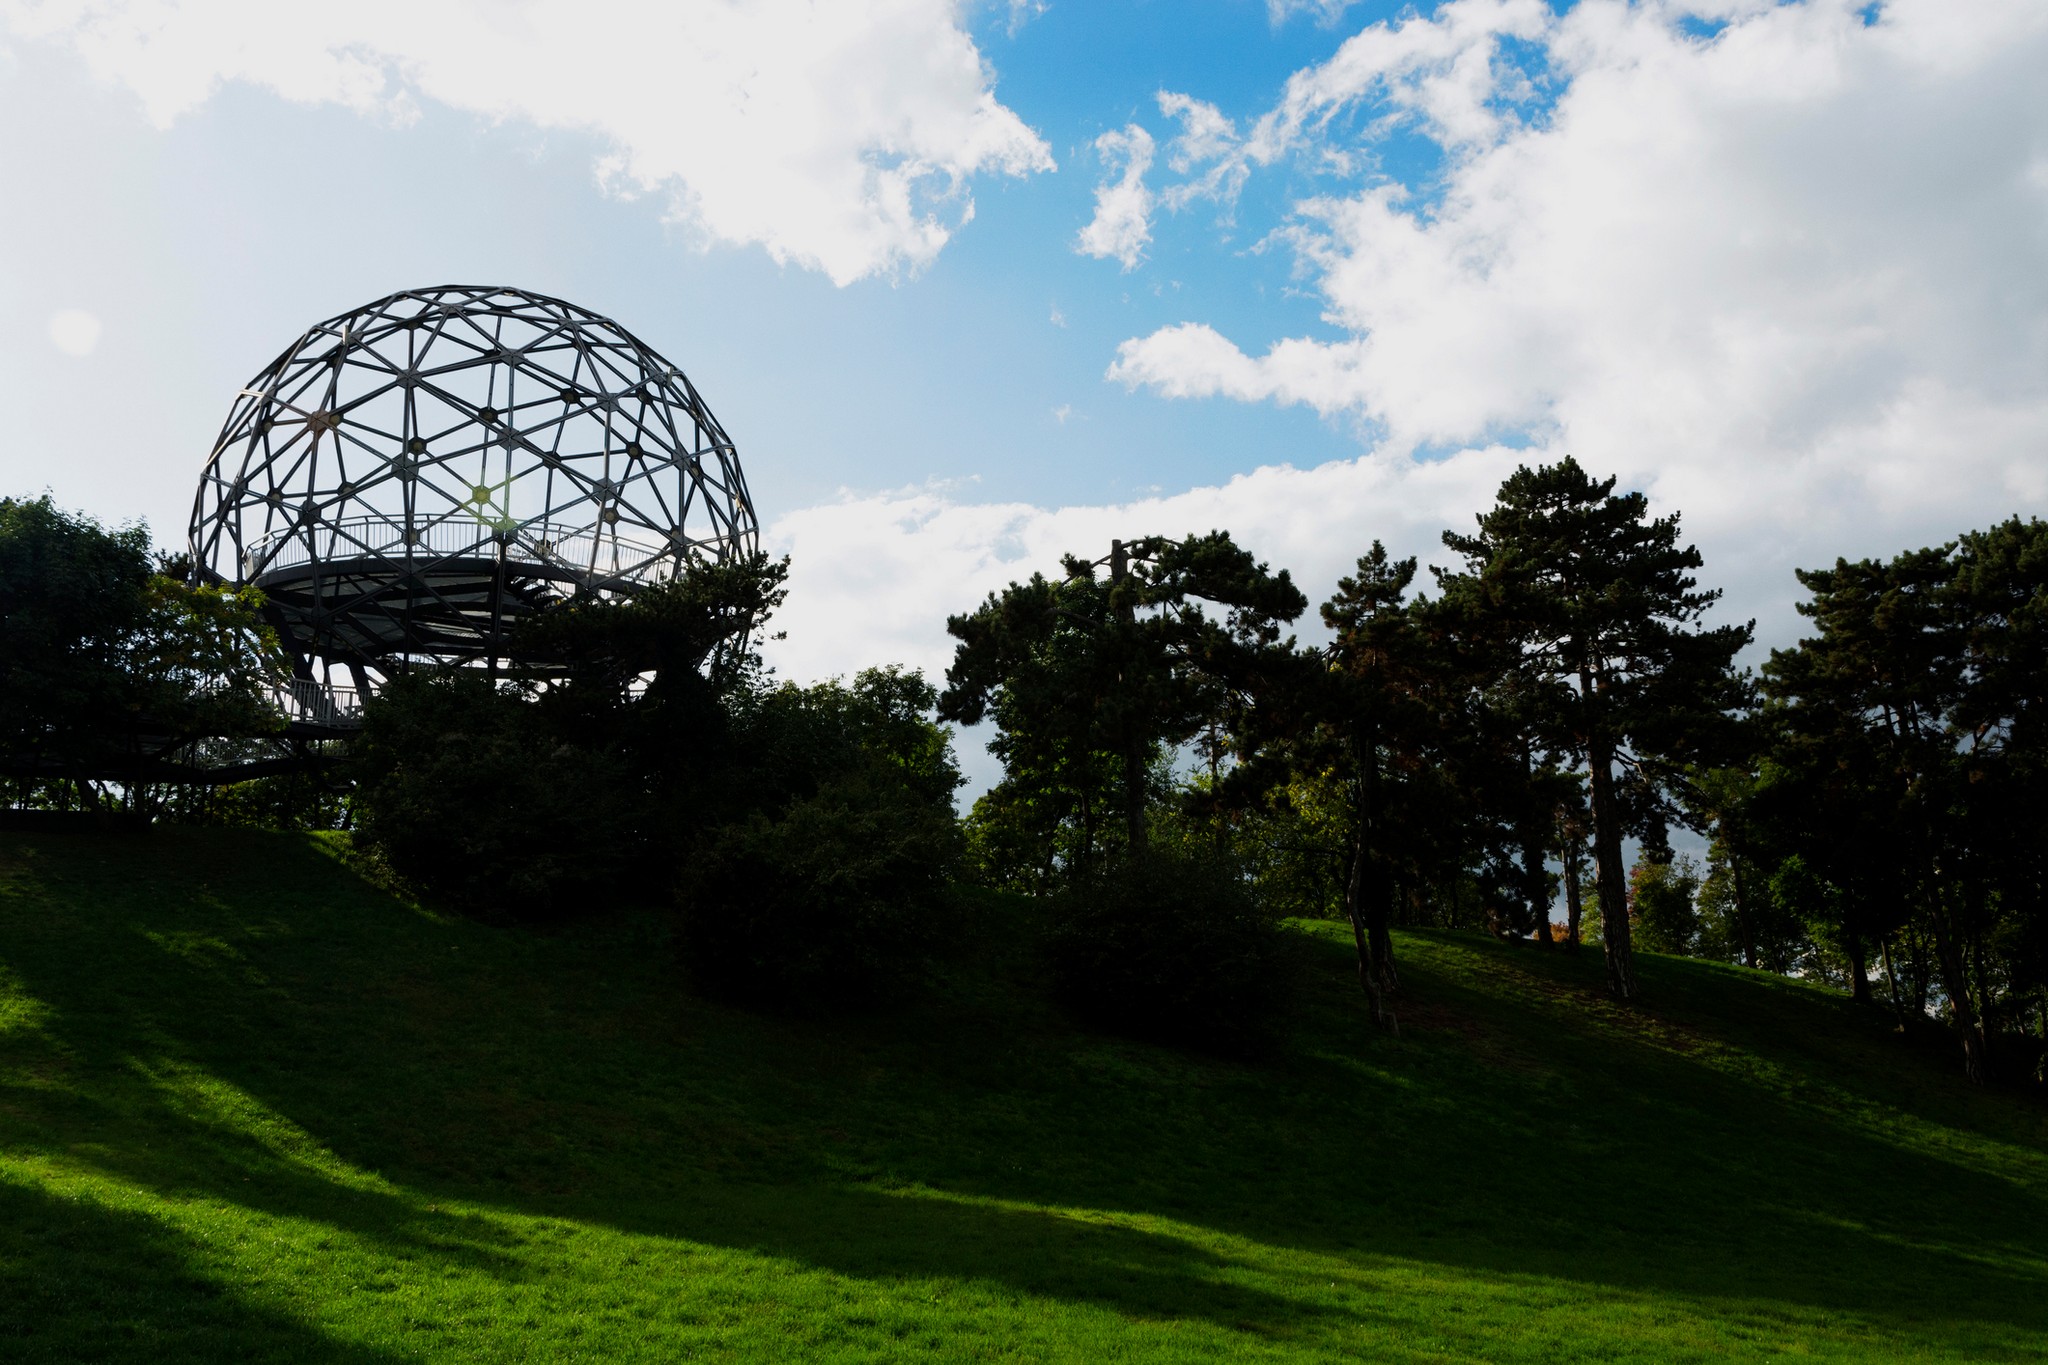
1438,459 -> 1751,1001
1297,542 -> 1434,1025
940,531 -> 1304,875
1763,520 -> 2048,1081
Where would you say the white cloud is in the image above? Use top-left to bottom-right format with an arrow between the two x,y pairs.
755,0 -> 2048,735
1154,91 -> 1249,213
46,307 -> 101,356
1248,0 -> 1554,162
757,449 -> 1552,694
1074,123 -> 1155,270
0,0 -> 1053,286
1106,0 -> 2048,600
1267,0 -> 1364,27
1005,0 -> 1049,36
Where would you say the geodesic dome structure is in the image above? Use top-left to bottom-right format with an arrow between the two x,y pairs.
190,285 -> 759,727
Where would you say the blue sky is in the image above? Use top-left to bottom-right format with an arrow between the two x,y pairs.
2,0 -> 1380,521
4,0 -> 2046,730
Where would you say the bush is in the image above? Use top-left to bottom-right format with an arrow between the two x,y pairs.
1043,848 -> 1290,1048
678,766 -> 963,1003
349,672 -> 634,917
166,770 -> 350,831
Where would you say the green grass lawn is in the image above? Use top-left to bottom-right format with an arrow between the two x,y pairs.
1,826 -> 2043,1362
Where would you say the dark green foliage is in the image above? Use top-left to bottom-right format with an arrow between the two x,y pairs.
961,776 -> 1069,893
677,669 -> 966,1002
1042,848 -> 1289,1047
348,556 -> 792,917
1628,854 -> 1701,956
164,770 -> 351,831
1695,835 -> 1807,972
348,671 -> 634,917
941,530 -> 1304,869
0,495 -> 154,771
679,768 -> 963,1004
0,496 -> 282,808
1758,518 -> 2048,1079
337,552 -> 969,1002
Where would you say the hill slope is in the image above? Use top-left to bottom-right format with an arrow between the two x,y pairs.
1,827 -> 2044,1363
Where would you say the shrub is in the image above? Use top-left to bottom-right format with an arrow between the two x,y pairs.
1043,848 -> 1290,1048
678,766 -> 963,1003
349,672 -> 634,917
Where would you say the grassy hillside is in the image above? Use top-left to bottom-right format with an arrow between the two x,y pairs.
1,827 -> 2044,1363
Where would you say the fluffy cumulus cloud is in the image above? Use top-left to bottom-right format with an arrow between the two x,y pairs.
1100,0 -> 2048,626
759,450 -> 1523,695
1073,123 -> 1156,270
774,0 -> 2048,705
0,0 -> 1053,284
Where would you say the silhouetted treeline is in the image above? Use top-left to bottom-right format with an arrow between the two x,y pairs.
949,460 -> 2047,1082
7,471 -> 2044,1082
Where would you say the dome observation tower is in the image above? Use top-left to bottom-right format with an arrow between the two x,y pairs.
190,286 -> 759,729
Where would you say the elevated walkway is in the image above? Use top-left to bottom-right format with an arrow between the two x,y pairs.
241,516 -> 700,670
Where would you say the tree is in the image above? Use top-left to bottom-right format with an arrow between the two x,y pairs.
1761,521 -> 2048,1081
349,670 -> 634,915
1268,542 -> 1439,1025
1553,773 -> 1593,949
1,495 -> 283,812
940,531 -> 1305,875
1438,459 -> 1751,1001
1629,853 -> 1702,956
678,669 -> 965,1003
352,554 -> 793,915
2,495 -> 152,792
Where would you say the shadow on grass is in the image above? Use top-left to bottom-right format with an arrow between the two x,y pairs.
2,827 -> 2046,1352
0,1176 -> 403,1365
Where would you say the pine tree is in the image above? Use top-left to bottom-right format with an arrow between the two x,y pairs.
940,531 -> 1304,872
1438,459 -> 1751,1001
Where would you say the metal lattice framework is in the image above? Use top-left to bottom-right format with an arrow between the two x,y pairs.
190,285 -> 759,728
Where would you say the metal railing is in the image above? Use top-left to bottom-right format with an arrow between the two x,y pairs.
241,516 -> 692,588
274,678 -> 363,730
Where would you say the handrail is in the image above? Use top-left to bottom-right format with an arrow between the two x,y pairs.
274,677 -> 363,730
240,516 -> 701,587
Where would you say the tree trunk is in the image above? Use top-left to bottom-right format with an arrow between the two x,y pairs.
1910,928 -> 1931,1016
1366,863 -> 1399,998
1343,747 -> 1398,1029
1879,935 -> 1908,1028
1966,884 -> 1994,1061
1122,736 -> 1147,855
1930,902 -> 1987,1084
1847,932 -> 1872,1004
1342,821 -> 1390,1029
1728,845 -> 1758,970
1561,819 -> 1583,953
1525,832 -> 1552,948
1524,746 -> 1552,947
1587,738 -> 1638,1001
1110,538 -> 1147,857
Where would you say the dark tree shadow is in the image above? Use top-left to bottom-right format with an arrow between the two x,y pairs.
0,1177 -> 405,1365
